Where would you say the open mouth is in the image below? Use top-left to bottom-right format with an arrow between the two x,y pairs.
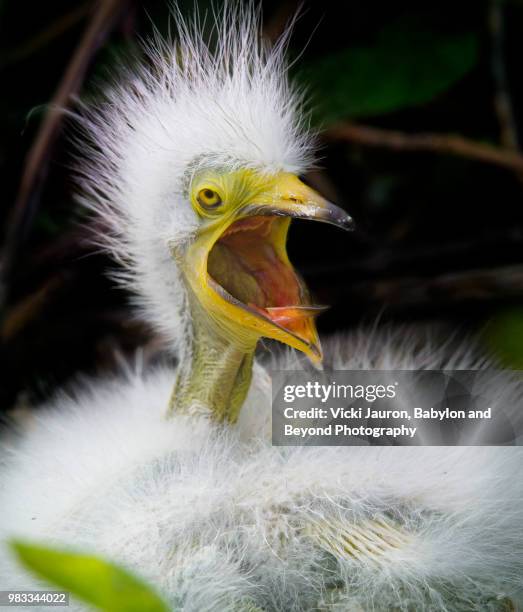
207,215 -> 326,360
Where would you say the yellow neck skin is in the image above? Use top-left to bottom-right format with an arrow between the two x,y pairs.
167,292 -> 256,423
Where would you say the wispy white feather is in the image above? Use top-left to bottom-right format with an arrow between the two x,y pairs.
73,3 -> 315,359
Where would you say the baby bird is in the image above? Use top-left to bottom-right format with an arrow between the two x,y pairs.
1,4 -> 523,611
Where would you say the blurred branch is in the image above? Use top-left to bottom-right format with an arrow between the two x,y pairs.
0,2 -> 92,68
326,123 -> 523,174
338,264 -> 523,309
488,0 -> 519,150
263,0 -> 300,43
0,276 -> 64,341
306,225 -> 523,279
0,0 -> 131,305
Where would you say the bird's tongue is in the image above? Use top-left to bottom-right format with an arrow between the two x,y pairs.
208,216 -> 325,345
251,305 -> 327,342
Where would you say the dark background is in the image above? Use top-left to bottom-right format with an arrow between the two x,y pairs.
3,0 -> 523,414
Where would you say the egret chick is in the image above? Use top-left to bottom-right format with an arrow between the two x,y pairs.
1,5 -> 523,611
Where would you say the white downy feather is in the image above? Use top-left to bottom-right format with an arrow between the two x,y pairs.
1,4 -> 522,610
1,330 -> 523,611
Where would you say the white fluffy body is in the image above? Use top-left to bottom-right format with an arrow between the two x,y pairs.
2,4 -> 523,611
1,331 -> 523,611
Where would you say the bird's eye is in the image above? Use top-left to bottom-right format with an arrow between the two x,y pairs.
197,188 -> 222,210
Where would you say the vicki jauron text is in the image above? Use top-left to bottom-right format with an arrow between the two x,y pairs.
272,370 -> 521,446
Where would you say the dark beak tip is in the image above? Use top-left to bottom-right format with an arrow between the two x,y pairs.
341,215 -> 356,232
330,211 -> 355,232
323,200 -> 355,232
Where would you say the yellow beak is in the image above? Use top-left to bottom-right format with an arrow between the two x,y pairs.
239,173 -> 354,230
183,172 -> 353,363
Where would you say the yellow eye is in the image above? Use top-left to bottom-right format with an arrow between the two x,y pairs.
196,188 -> 222,210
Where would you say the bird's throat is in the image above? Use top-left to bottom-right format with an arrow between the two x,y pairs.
167,295 -> 256,423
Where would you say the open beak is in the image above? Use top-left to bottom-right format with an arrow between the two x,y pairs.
186,173 -> 353,364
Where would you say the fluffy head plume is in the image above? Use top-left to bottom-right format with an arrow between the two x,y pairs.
74,4 -> 315,355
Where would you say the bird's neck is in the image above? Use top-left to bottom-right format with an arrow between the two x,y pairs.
167,294 -> 256,423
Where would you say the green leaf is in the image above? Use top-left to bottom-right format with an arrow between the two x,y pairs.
297,18 -> 479,125
483,308 -> 523,369
11,541 -> 170,612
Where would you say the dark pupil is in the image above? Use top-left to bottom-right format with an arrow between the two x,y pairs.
204,189 -> 215,200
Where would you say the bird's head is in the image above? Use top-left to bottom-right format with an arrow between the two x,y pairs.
176,167 -> 351,363
78,5 -> 352,372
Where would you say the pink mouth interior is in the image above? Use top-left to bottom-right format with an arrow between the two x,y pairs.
207,216 -> 325,339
